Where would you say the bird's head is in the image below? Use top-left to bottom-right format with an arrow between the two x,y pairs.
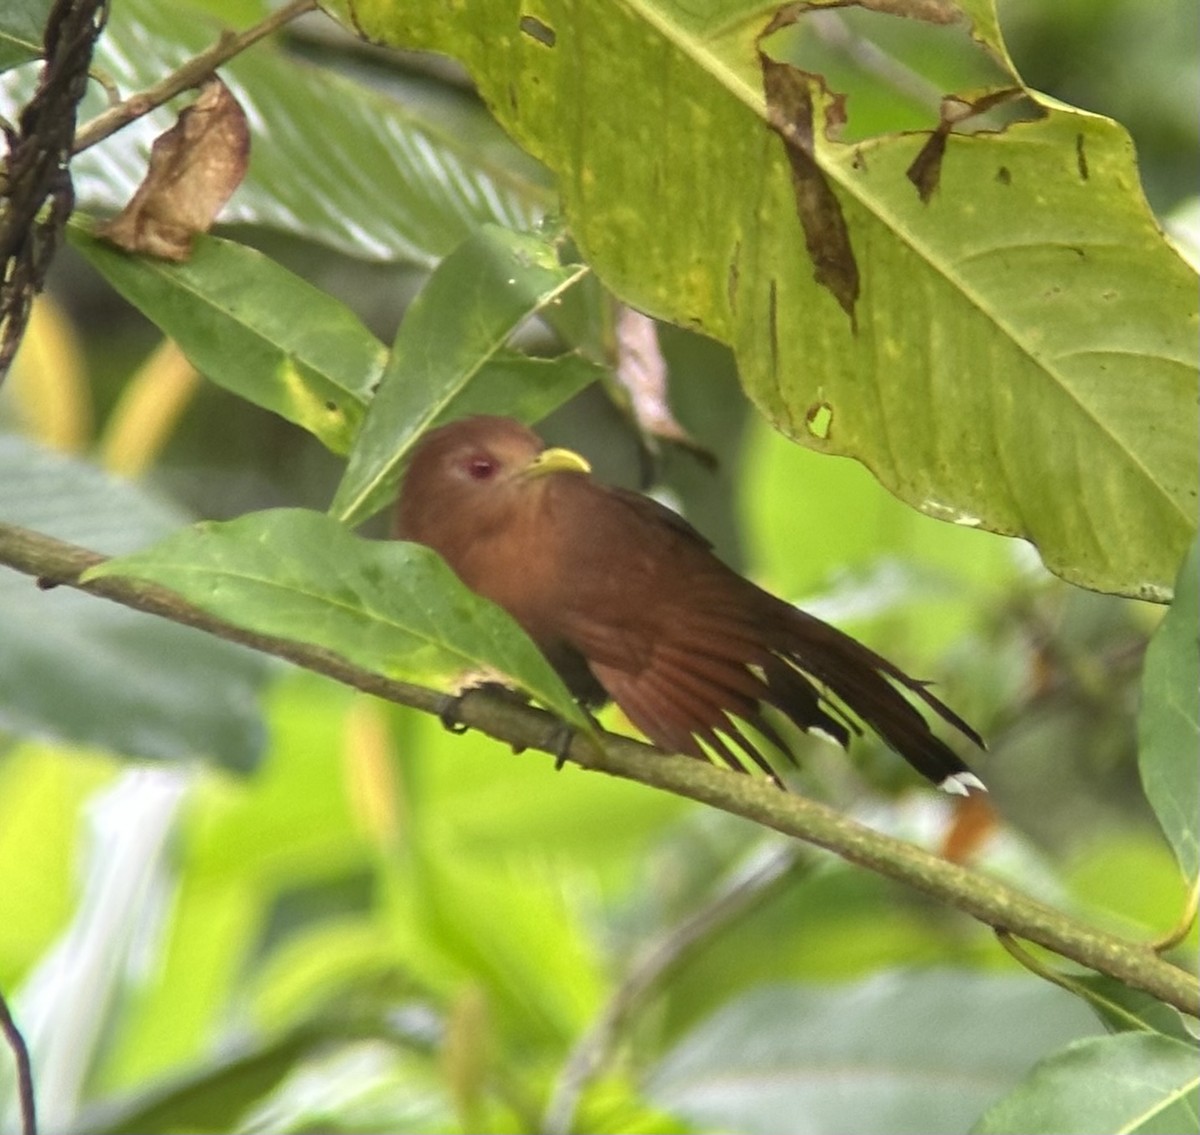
394,415 -> 590,544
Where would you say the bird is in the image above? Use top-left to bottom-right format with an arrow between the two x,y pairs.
395,415 -> 985,794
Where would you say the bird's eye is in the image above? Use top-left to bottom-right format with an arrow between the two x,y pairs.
465,454 -> 498,480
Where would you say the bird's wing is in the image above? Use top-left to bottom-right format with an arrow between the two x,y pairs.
602,485 -> 716,550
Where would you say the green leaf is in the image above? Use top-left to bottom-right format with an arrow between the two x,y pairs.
972,1033 -> 1200,1135
330,224 -> 590,525
70,226 -> 386,454
327,0 -> 1199,599
436,349 -> 606,425
83,508 -> 588,728
90,1027 -> 331,1135
2,0 -> 550,261
1138,539 -> 1200,881
389,853 -> 606,1050
0,0 -> 48,71
0,436 -> 269,771
1072,975 -> 1198,1044
646,971 -> 1099,1135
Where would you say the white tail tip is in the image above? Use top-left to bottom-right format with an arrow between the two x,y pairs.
939,771 -> 988,796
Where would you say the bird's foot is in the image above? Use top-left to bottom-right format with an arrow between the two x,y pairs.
551,723 -> 574,770
436,692 -> 471,734
550,703 -> 604,770
436,681 -> 527,736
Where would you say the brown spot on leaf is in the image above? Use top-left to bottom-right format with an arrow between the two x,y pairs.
727,242 -> 741,313
760,54 -> 859,323
1075,133 -> 1089,180
768,278 -> 780,379
96,78 -> 249,261
764,0 -> 960,36
996,165 -> 1011,185
852,0 -> 960,21
906,86 -> 1023,202
907,127 -> 948,202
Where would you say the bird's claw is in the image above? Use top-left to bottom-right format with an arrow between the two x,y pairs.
437,693 -> 471,734
439,681 -> 531,738
551,722 -> 574,770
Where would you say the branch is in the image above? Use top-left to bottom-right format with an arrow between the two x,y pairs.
543,843 -> 801,1135
71,0 -> 318,155
0,988 -> 36,1135
1,520 -> 1196,1018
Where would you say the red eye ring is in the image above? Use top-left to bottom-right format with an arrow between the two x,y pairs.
466,455 -> 497,480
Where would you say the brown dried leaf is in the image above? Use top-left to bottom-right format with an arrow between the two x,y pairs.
96,77 -> 249,261
613,305 -> 714,465
940,791 -> 999,864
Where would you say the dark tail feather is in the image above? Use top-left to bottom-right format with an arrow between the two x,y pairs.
765,608 -> 984,792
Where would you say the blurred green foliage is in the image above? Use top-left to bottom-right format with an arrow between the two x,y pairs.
0,0 -> 1196,1132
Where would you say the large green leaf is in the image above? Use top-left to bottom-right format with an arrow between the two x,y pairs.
70,226 -> 386,454
0,436 -> 268,770
0,0 -> 551,261
972,1033 -> 1200,1135
1138,539 -> 1200,881
646,971 -> 1098,1135
327,0 -> 1199,599
83,508 -> 589,728
330,224 -> 592,525
0,0 -> 48,72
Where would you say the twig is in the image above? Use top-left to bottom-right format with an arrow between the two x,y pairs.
71,0 -> 318,155
0,520 -> 1197,1018
542,842 -> 801,1134
1,0 -> 107,379
0,989 -> 36,1135
1154,876 -> 1200,954
995,930 -> 1153,1035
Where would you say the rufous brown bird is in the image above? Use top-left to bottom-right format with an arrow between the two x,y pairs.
396,415 -> 984,793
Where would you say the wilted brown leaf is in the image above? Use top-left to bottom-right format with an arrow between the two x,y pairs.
96,77 -> 249,261
940,791 -> 999,864
614,304 -> 714,465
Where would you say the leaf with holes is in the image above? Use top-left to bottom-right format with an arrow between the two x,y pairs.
323,0 -> 1199,599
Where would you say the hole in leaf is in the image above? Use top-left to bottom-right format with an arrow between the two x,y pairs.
763,6 -> 1038,143
519,14 -> 556,47
806,401 -> 833,439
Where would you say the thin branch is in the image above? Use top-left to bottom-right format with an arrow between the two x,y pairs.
995,930 -> 1153,1035
0,520 -> 1197,1018
1,0 -> 107,379
72,0 -> 318,156
0,989 -> 36,1135
1154,876 -> 1200,954
543,843 -> 800,1135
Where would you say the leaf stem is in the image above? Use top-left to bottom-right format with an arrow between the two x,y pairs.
543,842 -> 801,1135
1,519 -> 1197,1018
0,988 -> 36,1135
72,0 -> 318,155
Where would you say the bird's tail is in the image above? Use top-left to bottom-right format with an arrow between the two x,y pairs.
765,608 -> 985,794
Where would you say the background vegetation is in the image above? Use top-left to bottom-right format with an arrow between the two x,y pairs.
0,0 -> 1196,1132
